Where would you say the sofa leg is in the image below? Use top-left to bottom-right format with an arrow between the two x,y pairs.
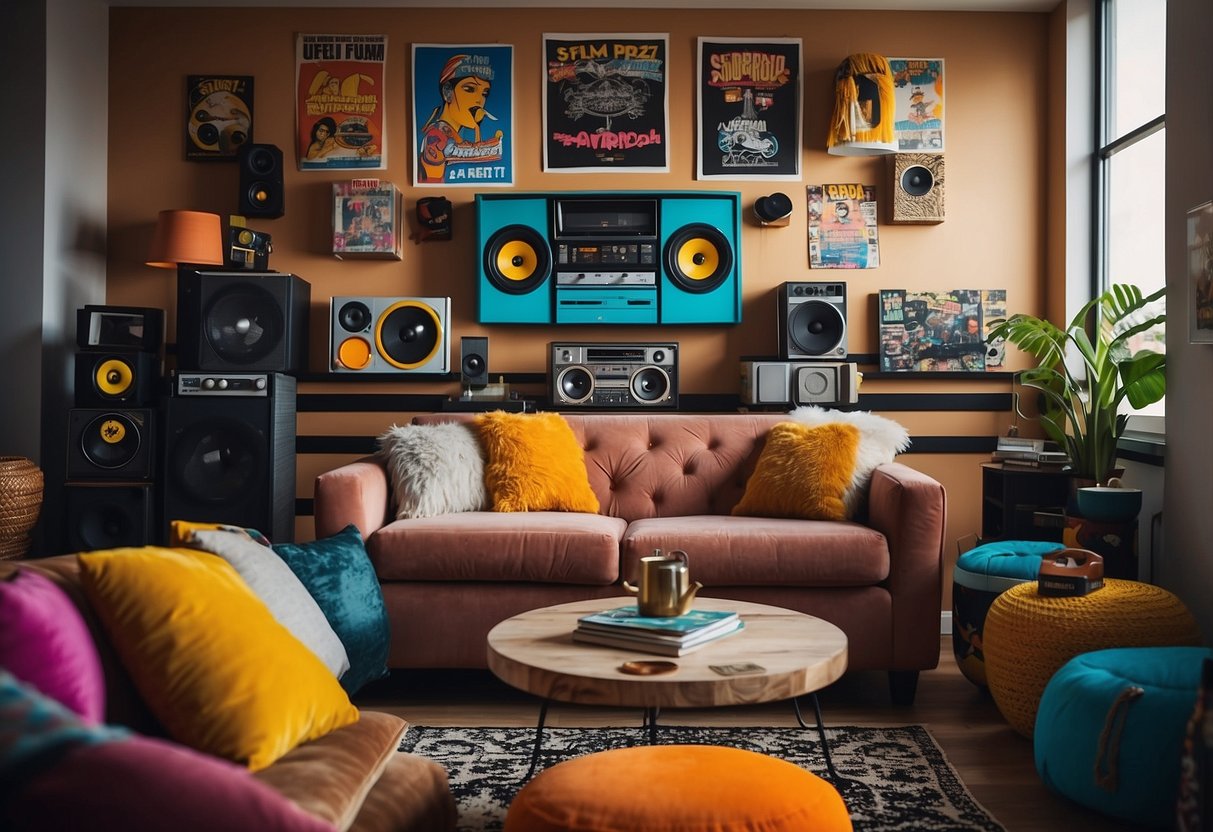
889,670 -> 919,705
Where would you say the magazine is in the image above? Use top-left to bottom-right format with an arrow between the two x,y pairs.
807,184 -> 879,269
572,620 -> 744,656
577,606 -> 739,635
878,289 -> 994,372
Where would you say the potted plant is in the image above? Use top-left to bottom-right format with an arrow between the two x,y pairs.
988,283 -> 1166,487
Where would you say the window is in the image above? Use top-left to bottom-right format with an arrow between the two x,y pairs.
1098,0 -> 1166,421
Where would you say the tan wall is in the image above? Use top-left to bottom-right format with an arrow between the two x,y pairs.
105,8 -> 1052,588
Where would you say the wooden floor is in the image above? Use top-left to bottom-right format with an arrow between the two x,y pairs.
356,636 -> 1144,832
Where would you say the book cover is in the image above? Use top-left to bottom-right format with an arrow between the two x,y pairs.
332,179 -> 401,259
572,620 -> 744,656
576,614 -> 741,644
577,606 -> 739,635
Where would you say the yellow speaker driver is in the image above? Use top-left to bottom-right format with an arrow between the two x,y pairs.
337,337 -> 373,370
676,238 -> 721,281
99,418 -> 128,444
95,358 -> 135,397
496,239 -> 540,282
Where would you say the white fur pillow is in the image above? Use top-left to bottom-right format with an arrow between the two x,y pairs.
377,423 -> 488,519
786,406 -> 911,516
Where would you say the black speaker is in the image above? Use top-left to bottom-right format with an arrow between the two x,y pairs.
67,409 -> 155,480
65,483 -> 155,551
161,373 -> 296,543
177,270 -> 310,373
461,336 -> 489,389
74,351 -> 160,407
238,143 -> 285,218
777,282 -> 848,360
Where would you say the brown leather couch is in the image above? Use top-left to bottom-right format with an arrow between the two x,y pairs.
2,557 -> 457,832
314,412 -> 947,704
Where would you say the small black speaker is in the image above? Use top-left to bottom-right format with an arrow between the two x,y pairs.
238,144 -> 285,219
67,409 -> 155,480
461,336 -> 489,388
65,483 -> 155,551
74,351 -> 160,407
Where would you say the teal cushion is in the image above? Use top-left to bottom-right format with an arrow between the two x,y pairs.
272,525 -> 389,695
1035,646 -> 1213,828
954,539 -> 1062,591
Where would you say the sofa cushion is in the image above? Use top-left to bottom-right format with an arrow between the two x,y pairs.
347,752 -> 458,832
732,422 -> 858,522
377,422 -> 487,519
370,512 -> 626,585
475,412 -> 599,513
622,515 -> 890,587
0,568 -> 105,722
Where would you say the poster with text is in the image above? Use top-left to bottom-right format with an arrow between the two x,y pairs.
412,45 -> 514,187
807,184 -> 879,269
543,33 -> 669,172
878,289 -> 993,372
185,75 -> 253,161
888,58 -> 945,152
696,38 -> 801,180
296,34 -> 387,171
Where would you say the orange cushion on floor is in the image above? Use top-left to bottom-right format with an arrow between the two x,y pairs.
504,744 -> 851,832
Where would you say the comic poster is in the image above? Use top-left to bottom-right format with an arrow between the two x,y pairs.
332,180 -> 401,260
185,75 -> 253,161
412,45 -> 513,187
878,289 -> 1000,372
696,38 -> 801,181
542,33 -> 669,173
296,34 -> 387,171
1188,201 -> 1213,343
888,58 -> 945,152
807,184 -> 880,269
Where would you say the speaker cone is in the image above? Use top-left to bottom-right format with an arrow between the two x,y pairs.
663,224 -> 733,293
170,420 -> 262,504
375,301 -> 442,370
462,353 -> 485,376
485,226 -> 550,294
245,145 -> 279,176
338,300 -> 372,332
80,413 -> 142,470
203,284 -> 284,365
94,357 -> 135,398
788,300 -> 846,356
557,366 -> 594,404
630,366 -> 670,403
900,165 -> 934,197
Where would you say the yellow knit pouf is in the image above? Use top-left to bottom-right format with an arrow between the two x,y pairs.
983,579 -> 1202,738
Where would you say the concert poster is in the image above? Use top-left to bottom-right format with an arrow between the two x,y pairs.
542,33 -> 669,173
696,38 -> 801,180
412,44 -> 514,187
888,58 -> 945,152
807,183 -> 879,269
296,34 -> 387,171
185,75 -> 253,161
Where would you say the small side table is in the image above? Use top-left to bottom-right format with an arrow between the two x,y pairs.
1063,513 -> 1138,580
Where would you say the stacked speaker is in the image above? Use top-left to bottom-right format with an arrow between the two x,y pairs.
66,306 -> 164,552
164,268 -> 309,542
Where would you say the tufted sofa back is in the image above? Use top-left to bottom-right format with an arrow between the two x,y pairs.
415,413 -> 788,522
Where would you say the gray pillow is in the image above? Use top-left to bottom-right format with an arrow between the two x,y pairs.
377,422 -> 487,519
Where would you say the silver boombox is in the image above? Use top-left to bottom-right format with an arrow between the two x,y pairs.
550,342 -> 678,408
740,360 -> 859,407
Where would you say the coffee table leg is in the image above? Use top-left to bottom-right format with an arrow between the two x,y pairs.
644,707 -> 659,745
524,699 -> 550,781
792,694 -> 838,780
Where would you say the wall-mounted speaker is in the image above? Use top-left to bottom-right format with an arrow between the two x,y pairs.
67,409 -> 154,481
658,194 -> 741,324
65,483 -> 155,551
476,196 -> 553,324
176,270 -> 310,373
73,351 -> 160,407
330,296 -> 451,373
460,336 -> 489,388
777,282 -> 848,360
891,153 -> 945,224
237,143 -> 285,219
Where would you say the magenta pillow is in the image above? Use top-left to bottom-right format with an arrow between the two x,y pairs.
0,569 -> 104,722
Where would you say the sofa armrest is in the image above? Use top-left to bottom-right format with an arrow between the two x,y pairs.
867,462 -> 946,670
314,457 -> 392,541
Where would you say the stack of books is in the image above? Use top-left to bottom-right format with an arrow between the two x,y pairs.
572,606 -> 744,656
992,436 -> 1070,469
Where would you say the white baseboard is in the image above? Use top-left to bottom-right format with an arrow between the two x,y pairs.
940,610 -> 952,635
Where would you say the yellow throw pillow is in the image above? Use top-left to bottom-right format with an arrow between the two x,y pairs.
78,547 -> 359,771
732,422 -> 859,521
474,412 -> 600,513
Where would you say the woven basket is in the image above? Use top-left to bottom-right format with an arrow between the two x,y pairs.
0,457 -> 43,557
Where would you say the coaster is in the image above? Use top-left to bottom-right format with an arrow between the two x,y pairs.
619,660 -> 678,676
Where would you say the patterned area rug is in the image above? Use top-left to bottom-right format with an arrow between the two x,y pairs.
400,724 -> 1005,831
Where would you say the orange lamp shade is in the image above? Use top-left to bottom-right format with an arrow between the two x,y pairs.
146,210 -> 224,268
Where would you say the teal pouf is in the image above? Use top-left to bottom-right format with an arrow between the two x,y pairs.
1034,646 -> 1213,828
952,539 -> 1061,687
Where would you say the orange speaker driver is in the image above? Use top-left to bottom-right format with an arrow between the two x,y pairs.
95,358 -> 134,396
496,240 -> 539,282
337,337 -> 373,370
376,301 -> 442,370
676,238 -> 721,281
99,418 -> 128,444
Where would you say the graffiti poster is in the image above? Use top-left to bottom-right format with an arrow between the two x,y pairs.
412,44 -> 513,187
296,34 -> 387,171
888,58 -> 945,152
542,33 -> 669,173
696,38 -> 801,180
185,75 -> 253,161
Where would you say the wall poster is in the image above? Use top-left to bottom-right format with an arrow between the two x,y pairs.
878,288 -> 1005,372
807,183 -> 879,269
1187,200 -> 1213,343
296,34 -> 387,171
185,75 -> 253,161
888,58 -> 945,152
412,44 -> 513,187
696,37 -> 801,181
542,33 -> 669,173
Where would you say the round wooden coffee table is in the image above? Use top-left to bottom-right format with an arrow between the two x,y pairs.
487,597 -> 849,778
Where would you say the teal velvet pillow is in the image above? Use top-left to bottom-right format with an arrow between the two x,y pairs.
272,525 -> 389,695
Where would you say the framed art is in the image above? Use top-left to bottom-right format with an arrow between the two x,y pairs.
1188,200 -> 1213,343
185,75 -> 253,161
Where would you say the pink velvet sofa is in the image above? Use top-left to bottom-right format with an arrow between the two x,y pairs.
314,413 -> 946,704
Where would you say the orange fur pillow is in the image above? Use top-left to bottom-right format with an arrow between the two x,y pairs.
474,412 -> 600,513
732,421 -> 859,521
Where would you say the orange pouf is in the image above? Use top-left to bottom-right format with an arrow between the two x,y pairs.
504,745 -> 851,832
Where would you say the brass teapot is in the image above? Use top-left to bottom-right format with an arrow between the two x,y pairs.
622,549 -> 703,617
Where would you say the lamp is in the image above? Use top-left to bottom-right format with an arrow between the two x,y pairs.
826,53 -> 899,156
145,210 -> 224,268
